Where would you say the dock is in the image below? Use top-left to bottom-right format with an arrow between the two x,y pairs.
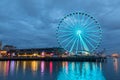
0,56 -> 107,62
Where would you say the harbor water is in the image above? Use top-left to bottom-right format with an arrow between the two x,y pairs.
0,58 -> 119,80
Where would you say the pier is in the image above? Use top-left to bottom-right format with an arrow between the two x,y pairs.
0,56 -> 107,62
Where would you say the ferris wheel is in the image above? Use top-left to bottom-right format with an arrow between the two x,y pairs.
56,12 -> 102,54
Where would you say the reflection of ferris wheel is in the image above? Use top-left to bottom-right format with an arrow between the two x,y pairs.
56,12 -> 102,54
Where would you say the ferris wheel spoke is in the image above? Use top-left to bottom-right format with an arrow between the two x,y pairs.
72,14 -> 78,26
78,13 -> 81,27
79,35 -> 89,51
85,30 -> 100,33
83,21 -> 94,29
77,14 -> 80,26
85,33 -> 100,38
65,36 -> 76,49
60,35 -> 74,44
73,14 -> 79,27
81,15 -> 85,25
81,14 -> 84,24
79,14 -> 82,26
85,25 -> 98,30
76,38 -> 79,54
83,17 -> 90,26
62,21 -> 74,29
71,15 -> 76,25
69,38 -> 77,52
79,37 -> 83,51
59,29 -> 73,33
58,33 -> 73,38
61,18 -> 76,29
67,17 -> 76,27
84,34 -> 98,43
82,36 -> 95,49
79,36 -> 85,51
60,25 -> 75,31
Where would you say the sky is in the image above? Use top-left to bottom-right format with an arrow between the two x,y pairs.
0,0 -> 120,53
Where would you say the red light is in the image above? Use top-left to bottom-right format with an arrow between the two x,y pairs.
50,61 -> 53,74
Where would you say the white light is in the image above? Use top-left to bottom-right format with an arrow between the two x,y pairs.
76,30 -> 82,35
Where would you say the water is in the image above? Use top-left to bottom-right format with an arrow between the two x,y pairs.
0,58 -> 119,80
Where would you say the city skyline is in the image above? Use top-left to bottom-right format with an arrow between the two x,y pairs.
0,0 -> 120,53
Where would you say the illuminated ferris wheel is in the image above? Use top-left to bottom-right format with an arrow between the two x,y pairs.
56,12 -> 102,54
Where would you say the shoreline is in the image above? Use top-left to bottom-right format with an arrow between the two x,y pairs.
0,56 -> 107,62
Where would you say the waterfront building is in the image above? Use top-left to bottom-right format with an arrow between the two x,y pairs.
112,53 -> 119,58
3,45 -> 16,51
0,50 -> 7,56
9,47 -> 65,57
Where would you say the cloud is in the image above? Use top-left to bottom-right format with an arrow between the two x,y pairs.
0,0 -> 120,53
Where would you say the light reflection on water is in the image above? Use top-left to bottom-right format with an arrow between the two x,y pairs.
58,62 -> 105,80
41,61 -> 45,73
0,58 -> 119,80
113,58 -> 118,73
49,61 -> 53,74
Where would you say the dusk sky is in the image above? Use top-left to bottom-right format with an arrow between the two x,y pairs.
0,0 -> 120,53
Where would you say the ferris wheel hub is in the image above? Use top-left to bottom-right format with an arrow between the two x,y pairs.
76,30 -> 82,36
